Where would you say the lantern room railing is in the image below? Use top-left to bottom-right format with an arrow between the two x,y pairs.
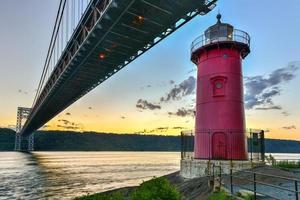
191,29 -> 250,54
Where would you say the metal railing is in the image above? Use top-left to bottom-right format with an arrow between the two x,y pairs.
228,169 -> 300,200
191,29 -> 250,54
181,130 -> 194,159
181,129 -> 265,162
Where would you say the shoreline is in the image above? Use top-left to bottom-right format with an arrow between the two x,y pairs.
75,171 -> 212,200
75,166 -> 300,200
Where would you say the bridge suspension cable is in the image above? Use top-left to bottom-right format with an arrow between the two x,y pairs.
33,0 -> 66,107
33,0 -> 91,108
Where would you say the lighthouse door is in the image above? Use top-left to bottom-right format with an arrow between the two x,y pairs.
212,132 -> 227,159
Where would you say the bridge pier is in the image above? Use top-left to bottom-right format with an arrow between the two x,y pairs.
15,107 -> 34,152
14,133 -> 21,151
14,133 -> 35,151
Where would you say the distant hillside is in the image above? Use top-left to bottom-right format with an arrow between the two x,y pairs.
0,128 -> 300,153
0,128 -> 15,150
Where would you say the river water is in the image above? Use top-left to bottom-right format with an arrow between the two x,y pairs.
0,152 -> 180,200
0,152 -> 299,200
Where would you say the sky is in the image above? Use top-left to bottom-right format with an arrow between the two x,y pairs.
0,0 -> 300,140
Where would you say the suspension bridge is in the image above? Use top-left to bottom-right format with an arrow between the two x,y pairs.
15,0 -> 216,151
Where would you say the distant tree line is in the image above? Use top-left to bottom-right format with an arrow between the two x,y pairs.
0,128 -> 300,153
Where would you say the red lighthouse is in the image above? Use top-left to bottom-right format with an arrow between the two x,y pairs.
191,14 -> 250,160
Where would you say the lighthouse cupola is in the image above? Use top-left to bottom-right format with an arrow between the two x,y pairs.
205,14 -> 233,42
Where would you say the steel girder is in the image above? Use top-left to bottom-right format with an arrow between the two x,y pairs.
21,0 -> 217,136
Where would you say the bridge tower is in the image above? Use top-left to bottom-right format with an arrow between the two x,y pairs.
15,107 -> 34,151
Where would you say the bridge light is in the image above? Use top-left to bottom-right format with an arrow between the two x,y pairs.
133,15 -> 145,25
138,15 -> 144,21
99,53 -> 105,60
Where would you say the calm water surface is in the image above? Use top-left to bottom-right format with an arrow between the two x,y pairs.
0,152 -> 299,200
0,152 -> 180,200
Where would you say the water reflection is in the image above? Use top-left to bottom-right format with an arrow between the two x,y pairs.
0,152 -> 46,200
0,152 -> 180,200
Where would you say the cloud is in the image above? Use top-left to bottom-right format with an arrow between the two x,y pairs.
168,108 -> 195,117
255,106 -> 282,110
57,124 -> 80,130
65,112 -> 71,116
41,125 -> 50,130
154,127 -> 168,131
18,89 -> 28,95
172,126 -> 186,130
188,68 -> 197,74
160,76 -> 196,102
135,76 -> 196,111
281,111 -> 290,116
136,99 -> 161,110
58,119 -> 70,124
148,127 -> 169,133
57,119 -> 82,130
245,62 -> 299,109
282,125 -> 296,130
134,127 -> 169,134
140,84 -> 152,90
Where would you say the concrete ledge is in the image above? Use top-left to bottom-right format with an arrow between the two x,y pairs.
180,158 -> 257,179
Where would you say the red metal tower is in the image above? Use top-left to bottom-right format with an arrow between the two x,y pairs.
191,14 -> 250,160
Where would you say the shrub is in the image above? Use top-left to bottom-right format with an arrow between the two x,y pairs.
275,160 -> 300,168
266,154 -> 276,165
131,177 -> 181,200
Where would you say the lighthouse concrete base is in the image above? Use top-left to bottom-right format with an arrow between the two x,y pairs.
180,158 -> 261,179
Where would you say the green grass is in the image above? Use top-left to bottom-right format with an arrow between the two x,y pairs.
207,190 -> 234,200
74,192 -> 124,200
266,154 -> 300,169
74,177 -> 181,200
274,160 -> 300,169
208,190 -> 255,200
243,194 -> 255,200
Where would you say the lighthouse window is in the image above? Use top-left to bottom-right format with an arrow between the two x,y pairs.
211,76 -> 227,97
223,54 -> 228,58
216,82 -> 223,89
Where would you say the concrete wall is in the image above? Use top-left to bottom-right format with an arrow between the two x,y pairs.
180,158 -> 253,179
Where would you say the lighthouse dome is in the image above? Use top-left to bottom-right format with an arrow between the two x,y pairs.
204,14 -> 234,43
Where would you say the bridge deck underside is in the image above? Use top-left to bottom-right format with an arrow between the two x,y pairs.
21,0 -> 215,136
